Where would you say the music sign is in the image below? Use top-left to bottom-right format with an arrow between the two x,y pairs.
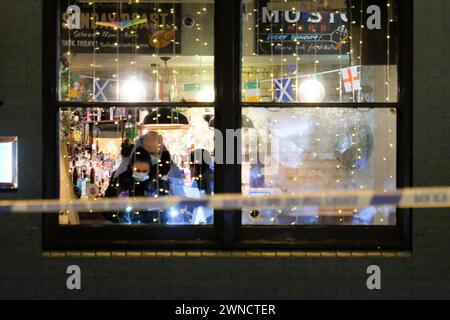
255,0 -> 350,55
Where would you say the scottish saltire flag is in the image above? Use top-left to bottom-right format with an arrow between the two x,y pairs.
341,66 -> 361,93
244,80 -> 260,102
94,79 -> 114,102
275,78 -> 294,102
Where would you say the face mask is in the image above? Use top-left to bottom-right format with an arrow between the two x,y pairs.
132,172 -> 149,182
150,154 -> 158,166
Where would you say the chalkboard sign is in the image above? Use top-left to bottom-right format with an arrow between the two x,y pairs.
61,2 -> 182,54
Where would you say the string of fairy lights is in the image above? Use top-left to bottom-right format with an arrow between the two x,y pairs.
61,1 -> 216,224
60,0 -> 398,226
64,0 -> 214,103
386,1 -> 391,102
240,0 -> 397,225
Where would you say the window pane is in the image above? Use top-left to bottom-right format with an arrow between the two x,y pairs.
59,0 -> 214,102
242,0 -> 397,103
59,107 -> 214,225
241,107 -> 396,225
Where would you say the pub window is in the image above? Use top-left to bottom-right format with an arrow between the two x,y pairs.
44,0 -> 411,249
57,0 -> 215,226
241,0 -> 400,226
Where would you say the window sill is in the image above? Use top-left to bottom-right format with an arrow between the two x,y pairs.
42,250 -> 412,259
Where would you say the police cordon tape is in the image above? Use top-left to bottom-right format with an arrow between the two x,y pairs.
0,187 -> 449,215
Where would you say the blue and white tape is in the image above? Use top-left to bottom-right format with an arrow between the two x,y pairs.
0,187 -> 449,215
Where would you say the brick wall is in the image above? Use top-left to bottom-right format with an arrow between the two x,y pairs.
0,0 -> 449,299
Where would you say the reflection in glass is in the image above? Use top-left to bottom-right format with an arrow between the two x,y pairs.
59,0 -> 214,102
242,0 -> 397,103
241,108 -> 397,225
59,107 -> 214,225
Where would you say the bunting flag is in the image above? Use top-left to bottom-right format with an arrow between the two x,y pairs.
287,64 -> 297,73
182,83 -> 199,102
244,80 -> 260,102
341,66 -> 361,93
94,79 -> 115,102
274,78 -> 294,102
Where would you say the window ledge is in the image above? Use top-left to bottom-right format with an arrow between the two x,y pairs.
42,250 -> 412,259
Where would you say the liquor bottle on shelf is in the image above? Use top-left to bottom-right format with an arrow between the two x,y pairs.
72,167 -> 79,186
90,167 -> 96,185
